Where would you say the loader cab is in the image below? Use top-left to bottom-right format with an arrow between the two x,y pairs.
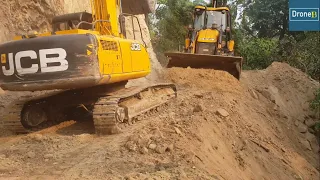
188,6 -> 233,55
193,6 -> 231,34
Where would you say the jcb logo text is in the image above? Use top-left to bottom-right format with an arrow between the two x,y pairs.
1,48 -> 68,76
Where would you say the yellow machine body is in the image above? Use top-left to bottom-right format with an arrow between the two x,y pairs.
196,29 -> 220,43
165,3 -> 243,80
2,0 -> 151,91
186,6 -> 234,55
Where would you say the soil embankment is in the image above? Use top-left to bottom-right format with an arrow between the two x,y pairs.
0,62 -> 319,179
0,1 -> 319,179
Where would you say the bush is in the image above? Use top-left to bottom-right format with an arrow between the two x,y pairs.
278,33 -> 320,80
235,33 -> 320,80
239,38 -> 278,70
310,89 -> 320,113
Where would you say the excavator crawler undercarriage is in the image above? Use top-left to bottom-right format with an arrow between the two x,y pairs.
0,83 -> 177,135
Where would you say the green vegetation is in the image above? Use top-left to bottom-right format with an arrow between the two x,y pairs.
149,0 -> 210,65
310,89 -> 320,135
149,0 -> 320,80
238,38 -> 278,70
310,89 -> 320,114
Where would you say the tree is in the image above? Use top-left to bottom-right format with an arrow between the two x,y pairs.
232,0 -> 320,79
149,0 -> 320,80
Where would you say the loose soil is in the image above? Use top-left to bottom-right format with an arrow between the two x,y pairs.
0,62 -> 319,180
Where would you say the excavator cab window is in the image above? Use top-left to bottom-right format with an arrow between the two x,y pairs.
55,20 -> 79,31
52,12 -> 93,32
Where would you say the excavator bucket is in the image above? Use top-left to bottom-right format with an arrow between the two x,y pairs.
165,52 -> 243,80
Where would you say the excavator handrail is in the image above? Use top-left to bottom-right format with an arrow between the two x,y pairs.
76,21 -> 94,29
121,13 -> 147,48
74,20 -> 113,35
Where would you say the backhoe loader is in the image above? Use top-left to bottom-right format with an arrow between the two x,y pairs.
165,0 -> 243,80
0,0 -> 177,135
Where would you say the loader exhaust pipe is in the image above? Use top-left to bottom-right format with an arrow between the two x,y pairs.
212,0 -> 217,8
212,0 -> 227,8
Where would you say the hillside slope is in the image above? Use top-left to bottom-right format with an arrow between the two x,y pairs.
0,62 -> 319,180
0,0 -> 63,43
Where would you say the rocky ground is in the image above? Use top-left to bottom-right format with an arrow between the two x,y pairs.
0,1 -> 319,179
0,62 -> 319,180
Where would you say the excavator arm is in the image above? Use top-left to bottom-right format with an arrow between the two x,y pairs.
90,0 -> 156,37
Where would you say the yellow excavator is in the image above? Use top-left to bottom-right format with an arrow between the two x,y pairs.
0,0 -> 177,135
165,0 -> 243,80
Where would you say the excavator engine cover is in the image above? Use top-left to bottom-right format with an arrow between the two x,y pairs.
165,52 -> 243,80
0,34 -> 100,91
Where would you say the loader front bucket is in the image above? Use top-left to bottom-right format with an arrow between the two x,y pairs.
165,52 -> 243,80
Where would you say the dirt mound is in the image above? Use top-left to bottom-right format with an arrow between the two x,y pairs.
164,67 -> 243,93
241,62 -> 320,171
122,63 -> 320,179
242,62 -> 319,119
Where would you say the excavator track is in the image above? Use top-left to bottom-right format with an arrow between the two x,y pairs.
93,97 -> 121,135
1,100 -> 27,133
93,83 -> 177,135
0,91 -> 63,134
0,83 -> 177,135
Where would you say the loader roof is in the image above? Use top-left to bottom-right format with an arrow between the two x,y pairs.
194,6 -> 230,11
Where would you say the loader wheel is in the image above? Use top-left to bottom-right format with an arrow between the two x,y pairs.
21,103 -> 49,129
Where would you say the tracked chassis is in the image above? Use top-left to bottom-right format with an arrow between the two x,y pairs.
0,83 -> 177,135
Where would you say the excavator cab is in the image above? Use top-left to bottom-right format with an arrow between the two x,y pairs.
165,2 -> 243,80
